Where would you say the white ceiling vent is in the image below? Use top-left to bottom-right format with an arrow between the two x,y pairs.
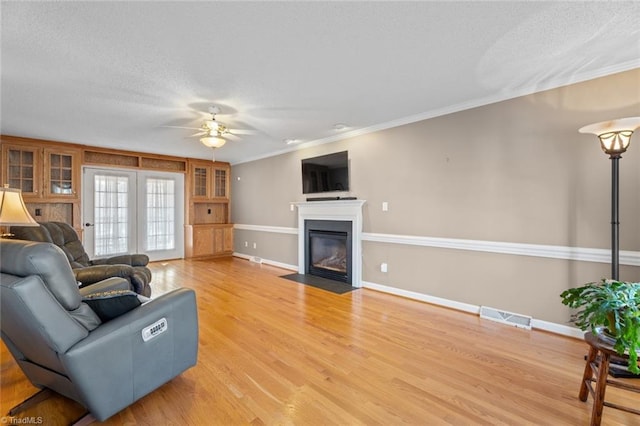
479,306 -> 532,330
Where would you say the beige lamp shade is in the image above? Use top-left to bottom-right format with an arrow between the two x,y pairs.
579,116 -> 640,157
200,136 -> 227,148
0,186 -> 38,226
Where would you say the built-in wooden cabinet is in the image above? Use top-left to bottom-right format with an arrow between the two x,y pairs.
189,160 -> 230,201
3,144 -> 42,198
185,159 -> 233,258
44,148 -> 81,198
185,224 -> 233,258
2,142 -> 81,200
1,138 -> 81,228
2,135 -> 234,260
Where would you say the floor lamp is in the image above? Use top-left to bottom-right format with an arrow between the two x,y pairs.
579,117 -> 640,280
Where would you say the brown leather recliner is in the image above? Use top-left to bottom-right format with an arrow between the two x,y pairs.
11,222 -> 152,296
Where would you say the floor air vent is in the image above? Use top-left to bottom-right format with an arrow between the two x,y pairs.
479,306 -> 532,330
250,256 -> 263,264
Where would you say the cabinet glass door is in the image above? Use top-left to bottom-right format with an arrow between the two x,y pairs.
213,167 -> 228,198
48,153 -> 74,195
44,149 -> 79,198
5,147 -> 39,196
192,166 -> 209,198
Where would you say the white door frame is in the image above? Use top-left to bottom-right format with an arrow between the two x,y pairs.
82,166 -> 184,261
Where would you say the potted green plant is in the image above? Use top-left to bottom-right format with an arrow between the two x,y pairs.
560,279 -> 640,374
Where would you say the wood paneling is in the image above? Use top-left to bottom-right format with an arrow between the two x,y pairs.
193,203 -> 228,224
25,203 -> 74,224
2,258 -> 638,425
83,147 -> 188,172
83,150 -> 140,167
140,156 -> 186,172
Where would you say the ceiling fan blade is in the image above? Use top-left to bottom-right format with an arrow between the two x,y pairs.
226,133 -> 241,141
189,131 -> 207,137
228,128 -> 258,135
161,125 -> 202,131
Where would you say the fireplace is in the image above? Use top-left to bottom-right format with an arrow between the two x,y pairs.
305,220 -> 352,283
295,200 -> 365,287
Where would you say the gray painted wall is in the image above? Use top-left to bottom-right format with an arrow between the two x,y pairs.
231,69 -> 640,325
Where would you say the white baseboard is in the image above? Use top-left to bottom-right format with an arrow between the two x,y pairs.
361,280 -> 583,339
531,319 -> 584,339
362,281 -> 480,314
233,252 -> 297,271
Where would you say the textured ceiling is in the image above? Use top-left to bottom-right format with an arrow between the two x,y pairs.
2,1 -> 639,164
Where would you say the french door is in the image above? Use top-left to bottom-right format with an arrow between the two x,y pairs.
83,167 -> 184,261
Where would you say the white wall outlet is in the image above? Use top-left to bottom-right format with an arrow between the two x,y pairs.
244,241 -> 248,247
253,242 -> 257,249
381,262 -> 388,273
382,202 -> 389,211
290,204 -> 295,211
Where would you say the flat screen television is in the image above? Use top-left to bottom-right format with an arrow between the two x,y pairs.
302,151 -> 349,194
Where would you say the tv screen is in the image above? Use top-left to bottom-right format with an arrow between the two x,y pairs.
302,151 -> 349,194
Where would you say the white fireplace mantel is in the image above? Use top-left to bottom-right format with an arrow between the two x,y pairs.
294,200 -> 366,287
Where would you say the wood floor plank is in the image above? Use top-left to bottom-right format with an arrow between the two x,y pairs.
2,257 -> 639,425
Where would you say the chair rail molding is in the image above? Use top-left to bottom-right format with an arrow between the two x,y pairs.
233,224 -> 640,267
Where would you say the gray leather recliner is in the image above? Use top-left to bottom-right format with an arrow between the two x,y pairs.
11,221 -> 152,296
0,239 -> 198,424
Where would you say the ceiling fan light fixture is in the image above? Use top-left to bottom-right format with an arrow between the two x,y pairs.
200,136 -> 226,148
203,120 -> 227,133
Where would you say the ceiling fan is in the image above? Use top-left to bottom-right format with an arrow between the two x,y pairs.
165,106 -> 253,149
190,106 -> 228,148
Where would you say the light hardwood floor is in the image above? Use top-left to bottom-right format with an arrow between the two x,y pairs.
2,257 -> 639,425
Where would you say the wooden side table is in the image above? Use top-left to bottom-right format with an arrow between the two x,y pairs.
578,331 -> 640,426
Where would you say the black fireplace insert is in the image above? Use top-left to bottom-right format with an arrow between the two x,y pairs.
304,220 -> 352,284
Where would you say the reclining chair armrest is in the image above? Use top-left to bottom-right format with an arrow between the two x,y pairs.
78,277 -> 131,297
73,265 -> 135,288
91,254 -> 150,267
61,288 -> 198,422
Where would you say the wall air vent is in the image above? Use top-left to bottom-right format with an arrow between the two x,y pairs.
479,306 -> 532,330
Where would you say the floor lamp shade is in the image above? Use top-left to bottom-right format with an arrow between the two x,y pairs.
578,116 -> 640,280
0,186 -> 38,226
579,117 -> 640,157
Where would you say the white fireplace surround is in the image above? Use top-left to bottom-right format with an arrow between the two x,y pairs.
295,200 -> 366,287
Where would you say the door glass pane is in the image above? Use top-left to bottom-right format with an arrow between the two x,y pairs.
146,178 -> 176,251
94,174 -> 129,256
